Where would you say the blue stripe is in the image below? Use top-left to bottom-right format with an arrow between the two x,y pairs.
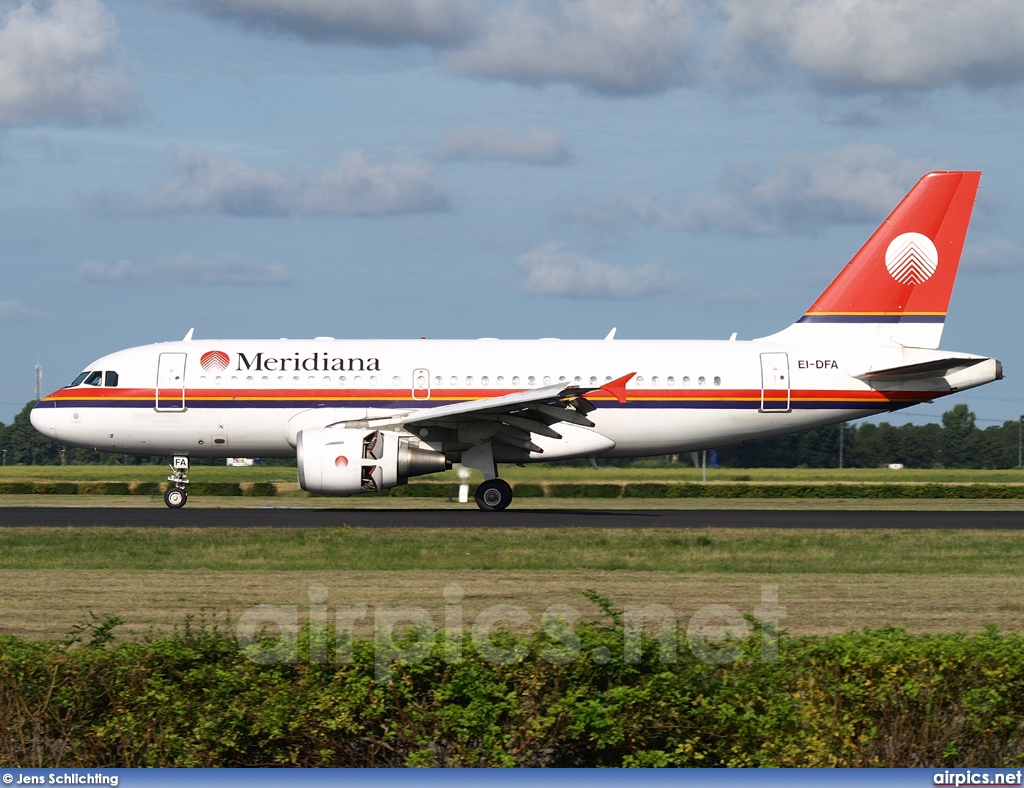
797,314 -> 945,324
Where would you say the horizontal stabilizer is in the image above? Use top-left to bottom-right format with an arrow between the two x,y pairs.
855,357 -> 985,382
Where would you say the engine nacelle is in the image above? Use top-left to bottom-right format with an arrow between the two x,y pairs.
297,427 -> 449,495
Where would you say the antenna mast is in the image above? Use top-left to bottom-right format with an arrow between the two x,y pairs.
34,363 -> 42,402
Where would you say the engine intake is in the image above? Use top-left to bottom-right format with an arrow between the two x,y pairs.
297,427 -> 449,495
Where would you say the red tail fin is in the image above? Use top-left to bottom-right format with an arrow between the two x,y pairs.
784,171 -> 980,349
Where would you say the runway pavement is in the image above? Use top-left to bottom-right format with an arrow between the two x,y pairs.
0,507 -> 1022,529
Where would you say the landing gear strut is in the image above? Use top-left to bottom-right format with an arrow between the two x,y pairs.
165,456 -> 189,509
475,478 -> 513,512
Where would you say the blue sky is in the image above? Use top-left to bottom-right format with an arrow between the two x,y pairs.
1,0 -> 1023,429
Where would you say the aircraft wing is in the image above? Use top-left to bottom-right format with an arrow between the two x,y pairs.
355,372 -> 635,453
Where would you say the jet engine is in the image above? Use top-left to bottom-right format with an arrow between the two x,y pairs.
297,427 -> 450,495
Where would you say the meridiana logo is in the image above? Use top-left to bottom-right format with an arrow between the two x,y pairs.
200,350 -> 230,372
885,232 -> 938,285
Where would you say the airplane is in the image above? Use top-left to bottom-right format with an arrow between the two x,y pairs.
31,171 -> 1001,511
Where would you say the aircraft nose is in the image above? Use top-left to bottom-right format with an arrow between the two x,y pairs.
30,401 -> 55,436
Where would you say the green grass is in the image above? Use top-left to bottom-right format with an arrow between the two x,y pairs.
2,464 -> 1023,484
2,526 -> 1024,574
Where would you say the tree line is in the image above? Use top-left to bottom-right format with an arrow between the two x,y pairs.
0,400 -> 1019,469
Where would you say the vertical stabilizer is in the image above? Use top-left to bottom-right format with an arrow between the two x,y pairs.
764,171 -> 980,349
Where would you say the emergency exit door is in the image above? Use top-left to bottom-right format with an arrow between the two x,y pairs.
759,352 -> 790,412
156,352 -> 187,411
412,368 -> 430,400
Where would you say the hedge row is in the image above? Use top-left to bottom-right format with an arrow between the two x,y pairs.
3,614 -> 1024,767
392,481 -> 1024,500
0,481 -> 275,496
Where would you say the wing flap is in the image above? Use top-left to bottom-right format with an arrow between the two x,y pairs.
340,373 -> 636,442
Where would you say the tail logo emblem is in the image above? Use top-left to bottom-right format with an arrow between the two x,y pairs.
885,232 -> 938,285
199,350 -> 230,372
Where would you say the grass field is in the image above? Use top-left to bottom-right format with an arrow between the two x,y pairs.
1,526 -> 1023,640
2,466 -> 1022,644
0,526 -> 1021,573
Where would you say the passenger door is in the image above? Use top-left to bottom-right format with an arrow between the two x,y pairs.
759,352 -> 791,412
156,352 -> 187,411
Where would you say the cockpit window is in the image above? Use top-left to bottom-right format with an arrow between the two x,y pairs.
104,371 -> 119,387
83,371 -> 103,386
67,372 -> 91,387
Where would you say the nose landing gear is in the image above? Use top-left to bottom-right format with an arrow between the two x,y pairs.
165,456 -> 189,509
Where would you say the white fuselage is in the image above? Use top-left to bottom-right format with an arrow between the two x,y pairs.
31,335 -> 998,462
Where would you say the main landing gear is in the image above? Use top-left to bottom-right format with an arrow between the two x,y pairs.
165,456 -> 189,509
475,478 -> 513,512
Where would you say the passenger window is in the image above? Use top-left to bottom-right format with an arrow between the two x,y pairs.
104,371 -> 119,387
84,371 -> 102,386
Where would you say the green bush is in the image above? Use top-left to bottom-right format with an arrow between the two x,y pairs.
30,482 -> 78,495
547,483 -> 622,498
3,616 -> 1024,767
187,482 -> 242,496
622,483 -> 670,498
0,482 -> 39,494
246,481 -> 278,497
78,482 -> 130,495
511,483 -> 545,497
131,481 -> 162,495
390,483 -> 459,498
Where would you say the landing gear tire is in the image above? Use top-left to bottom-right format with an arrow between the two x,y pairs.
164,487 -> 188,509
475,479 -> 513,512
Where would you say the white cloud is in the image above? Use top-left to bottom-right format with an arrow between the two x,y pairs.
182,0 -> 1024,97
717,0 -> 1024,93
0,299 -> 43,321
446,0 -> 696,95
303,152 -> 451,215
0,0 -> 137,127
517,242 -> 679,298
682,145 -> 932,234
187,0 -> 482,47
963,240 -> 1024,275
135,147 -> 301,216
440,125 -> 572,164
553,146 -> 928,236
104,147 -> 450,217
80,253 -> 294,285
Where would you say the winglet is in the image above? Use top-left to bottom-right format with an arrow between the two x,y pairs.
597,372 -> 636,403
